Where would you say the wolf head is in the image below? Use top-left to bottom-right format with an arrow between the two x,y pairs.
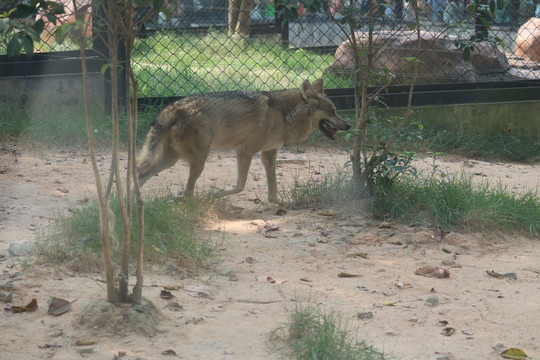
301,79 -> 351,140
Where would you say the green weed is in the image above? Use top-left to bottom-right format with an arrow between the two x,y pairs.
271,300 -> 386,360
35,192 -> 218,272
370,174 -> 540,236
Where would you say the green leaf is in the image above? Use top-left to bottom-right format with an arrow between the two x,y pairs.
6,36 -> 23,57
501,348 -> 528,360
47,2 -> 65,15
489,0 -> 495,14
15,4 -> 38,18
33,18 -> 45,35
462,46 -> 471,61
100,63 -> 111,76
21,35 -> 34,55
480,16 -> 490,28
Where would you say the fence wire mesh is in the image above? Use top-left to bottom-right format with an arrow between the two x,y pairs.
1,0 -> 540,98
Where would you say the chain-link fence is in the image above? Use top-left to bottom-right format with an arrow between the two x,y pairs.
1,0 -> 540,99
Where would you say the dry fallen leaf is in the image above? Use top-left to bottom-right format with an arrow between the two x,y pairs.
338,272 -> 362,278
75,339 -> 96,346
382,301 -> 397,306
501,348 -> 528,359
486,270 -> 517,280
161,349 -> 178,356
48,297 -> 73,316
9,298 -> 38,313
441,327 -> 456,336
160,290 -> 175,300
317,210 -> 335,217
348,251 -> 368,259
264,222 -> 280,231
275,208 -> 287,216
415,266 -> 450,278
164,285 -> 183,291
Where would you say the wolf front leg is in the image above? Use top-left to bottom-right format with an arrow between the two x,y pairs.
185,150 -> 210,197
261,148 -> 279,203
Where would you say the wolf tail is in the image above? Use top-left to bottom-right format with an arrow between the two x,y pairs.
137,106 -> 179,187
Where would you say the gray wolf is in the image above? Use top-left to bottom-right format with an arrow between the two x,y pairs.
136,79 -> 350,202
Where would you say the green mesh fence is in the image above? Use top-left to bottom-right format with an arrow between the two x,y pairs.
1,0 -> 539,98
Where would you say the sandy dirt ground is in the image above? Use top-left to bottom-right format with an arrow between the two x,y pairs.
1,143 -> 540,360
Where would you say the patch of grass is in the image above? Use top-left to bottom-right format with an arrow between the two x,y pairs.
0,106 -> 31,140
132,30 -> 348,97
285,168 -> 355,210
288,167 -> 540,237
270,300 -> 386,360
35,193 -> 218,272
370,174 -> 540,237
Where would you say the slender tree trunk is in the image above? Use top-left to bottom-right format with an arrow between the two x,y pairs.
350,0 -> 374,196
76,0 -> 118,303
104,0 -> 131,303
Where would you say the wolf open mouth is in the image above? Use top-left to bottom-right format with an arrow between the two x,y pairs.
319,119 -> 339,140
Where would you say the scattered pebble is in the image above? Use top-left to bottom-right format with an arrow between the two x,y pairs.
357,311 -> 374,320
219,269 -> 231,276
8,242 -> 34,257
164,302 -> 184,312
0,291 -> 12,303
428,355 -> 453,360
426,295 -> 439,307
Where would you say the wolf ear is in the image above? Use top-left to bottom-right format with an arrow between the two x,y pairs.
301,80 -> 318,102
312,78 -> 324,93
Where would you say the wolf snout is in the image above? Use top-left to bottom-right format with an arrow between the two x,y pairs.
320,118 -> 351,140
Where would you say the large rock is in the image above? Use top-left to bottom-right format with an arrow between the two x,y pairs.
515,17 -> 540,62
326,31 -> 510,84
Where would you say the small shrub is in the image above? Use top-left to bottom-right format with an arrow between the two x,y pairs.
271,300 -> 386,360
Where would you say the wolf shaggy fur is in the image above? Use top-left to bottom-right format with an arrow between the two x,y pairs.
137,79 -> 350,202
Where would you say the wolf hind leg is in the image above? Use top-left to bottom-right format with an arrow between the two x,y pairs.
213,151 -> 253,198
261,149 -> 279,203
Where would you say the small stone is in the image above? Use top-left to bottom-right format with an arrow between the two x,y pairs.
500,272 -> 517,280
426,295 -> 439,307
441,258 -> 456,266
442,246 -> 458,254
164,302 -> 184,312
428,355 -> 453,360
245,256 -> 256,264
0,281 -> 13,291
492,341 -> 504,350
357,311 -> 374,320
8,242 -> 34,257
219,269 -> 231,276
185,317 -> 204,325
0,291 -> 12,303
